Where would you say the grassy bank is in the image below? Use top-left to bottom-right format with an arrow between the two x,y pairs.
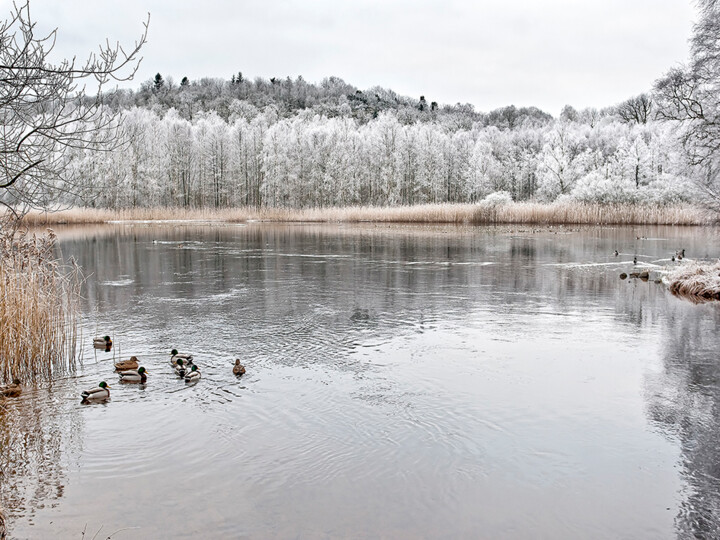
667,261 -> 720,302
17,202 -> 713,226
0,228 -> 80,382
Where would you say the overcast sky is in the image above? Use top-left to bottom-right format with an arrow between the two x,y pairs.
3,0 -> 696,115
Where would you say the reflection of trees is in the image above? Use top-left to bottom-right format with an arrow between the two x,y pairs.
643,297 -> 720,538
0,390 -> 81,531
52,223 -> 719,368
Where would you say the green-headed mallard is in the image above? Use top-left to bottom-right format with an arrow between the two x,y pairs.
0,379 -> 21,398
93,335 -> 112,349
174,358 -> 189,377
184,364 -> 201,383
114,356 -> 139,371
233,359 -> 246,376
170,349 -> 193,367
118,366 -> 148,383
81,381 -> 110,402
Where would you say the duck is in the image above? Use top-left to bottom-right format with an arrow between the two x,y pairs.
0,379 -> 21,398
613,250 -> 619,257
170,349 -> 193,367
233,359 -> 246,376
118,366 -> 148,383
633,256 -> 638,265
184,365 -> 201,383
174,358 -> 189,378
114,356 -> 139,371
81,381 -> 110,402
93,335 -> 112,349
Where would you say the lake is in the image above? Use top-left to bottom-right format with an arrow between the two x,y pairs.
2,222 -> 720,539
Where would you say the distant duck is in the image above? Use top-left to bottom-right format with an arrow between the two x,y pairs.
118,366 -> 148,383
184,365 -> 201,383
614,250 -> 619,257
114,356 -> 139,371
93,335 -> 112,350
672,254 -> 676,261
681,249 -> 686,257
233,359 -> 246,376
633,256 -> 637,265
0,379 -> 21,398
81,381 -> 110,402
170,349 -> 193,367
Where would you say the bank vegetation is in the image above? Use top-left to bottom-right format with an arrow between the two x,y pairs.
17,201 -> 711,227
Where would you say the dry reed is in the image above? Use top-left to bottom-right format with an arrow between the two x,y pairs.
15,201 -> 712,226
667,261 -> 720,302
0,224 -> 80,383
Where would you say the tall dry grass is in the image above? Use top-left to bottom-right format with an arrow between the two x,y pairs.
667,261 -> 720,302
16,202 -> 712,226
0,224 -> 80,383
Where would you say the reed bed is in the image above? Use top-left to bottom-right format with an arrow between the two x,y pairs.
16,202 -> 711,226
667,261 -> 720,302
0,226 -> 81,383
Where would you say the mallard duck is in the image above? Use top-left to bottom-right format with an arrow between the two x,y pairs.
184,364 -> 201,383
114,356 -> 139,371
174,358 -> 188,377
170,349 -> 193,367
233,359 -> 246,376
81,381 -> 110,402
0,379 -> 21,398
118,366 -> 148,383
93,335 -> 112,349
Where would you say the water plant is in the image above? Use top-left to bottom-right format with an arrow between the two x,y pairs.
0,222 -> 81,382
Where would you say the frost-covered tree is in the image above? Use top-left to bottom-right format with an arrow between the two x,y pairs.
655,0 -> 720,211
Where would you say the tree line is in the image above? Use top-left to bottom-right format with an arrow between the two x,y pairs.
61,104 -> 691,210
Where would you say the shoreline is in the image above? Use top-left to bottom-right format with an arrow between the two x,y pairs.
13,202 -> 715,227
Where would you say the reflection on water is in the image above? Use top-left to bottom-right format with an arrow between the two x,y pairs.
1,223 -> 719,539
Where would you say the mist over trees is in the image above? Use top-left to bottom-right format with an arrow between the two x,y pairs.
60,72 -> 693,210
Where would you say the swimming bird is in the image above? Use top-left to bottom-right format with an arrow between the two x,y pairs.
672,254 -> 676,262
633,256 -> 637,265
0,379 -> 21,398
81,381 -> 110,402
233,359 -> 246,376
170,349 -> 193,367
93,335 -> 112,350
114,356 -> 139,371
118,366 -> 148,383
184,365 -> 201,383
614,250 -> 619,256
174,358 -> 188,378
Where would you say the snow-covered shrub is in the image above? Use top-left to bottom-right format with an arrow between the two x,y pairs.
571,171 -> 638,204
479,190 -> 513,207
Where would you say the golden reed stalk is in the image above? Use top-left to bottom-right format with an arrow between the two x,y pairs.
0,227 -> 80,382
16,202 -> 712,226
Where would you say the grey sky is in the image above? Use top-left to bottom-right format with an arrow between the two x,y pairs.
6,0 -> 695,114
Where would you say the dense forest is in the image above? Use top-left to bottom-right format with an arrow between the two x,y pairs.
57,74 -> 692,211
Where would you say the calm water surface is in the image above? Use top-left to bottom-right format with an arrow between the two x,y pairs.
2,223 -> 720,539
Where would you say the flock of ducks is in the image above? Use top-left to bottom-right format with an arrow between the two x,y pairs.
613,248 -> 686,265
80,339 -> 246,403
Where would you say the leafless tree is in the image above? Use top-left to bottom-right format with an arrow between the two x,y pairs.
0,1 -> 148,222
655,0 -> 720,211
616,94 -> 653,124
